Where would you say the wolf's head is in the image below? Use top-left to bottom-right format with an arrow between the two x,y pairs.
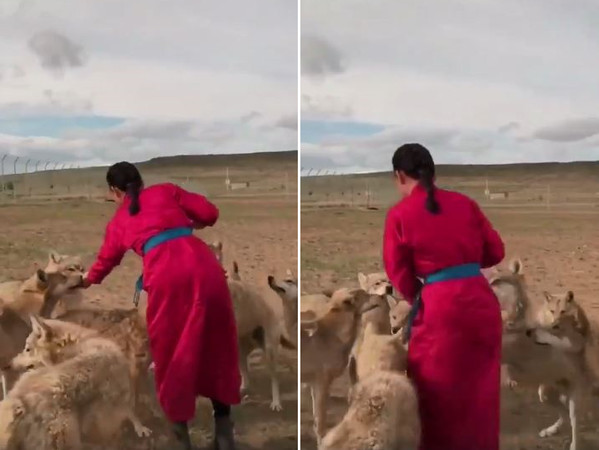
7,316 -> 75,372
268,272 -> 298,304
0,397 -> 24,449
42,251 -> 85,296
540,291 -> 577,328
358,272 -> 393,296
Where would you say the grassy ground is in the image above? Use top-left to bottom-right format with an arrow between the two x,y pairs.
301,181 -> 599,449
0,153 -> 298,450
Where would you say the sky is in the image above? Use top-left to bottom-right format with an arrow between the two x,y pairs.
301,0 -> 599,173
0,0 -> 297,170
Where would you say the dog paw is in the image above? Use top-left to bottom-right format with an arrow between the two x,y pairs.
270,401 -> 283,412
135,425 -> 152,438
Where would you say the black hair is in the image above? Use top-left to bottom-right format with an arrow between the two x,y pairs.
106,162 -> 143,216
392,143 -> 440,214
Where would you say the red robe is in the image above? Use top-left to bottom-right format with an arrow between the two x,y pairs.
383,184 -> 504,450
87,183 -> 241,422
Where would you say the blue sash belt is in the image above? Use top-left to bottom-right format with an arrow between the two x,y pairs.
403,263 -> 481,342
133,227 -> 193,306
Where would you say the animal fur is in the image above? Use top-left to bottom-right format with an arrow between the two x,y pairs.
0,260 -> 84,321
300,288 -> 370,443
227,275 -> 296,411
0,316 -> 150,449
320,372 -> 419,450
208,242 -> 296,411
321,314 -> 419,450
268,271 -> 298,331
493,263 -> 590,450
53,308 -> 151,408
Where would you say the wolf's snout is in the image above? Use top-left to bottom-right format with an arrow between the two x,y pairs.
391,326 -> 400,334
386,285 -> 393,295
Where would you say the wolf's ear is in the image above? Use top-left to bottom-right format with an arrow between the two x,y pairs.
268,275 -> 284,294
565,291 -> 574,303
542,291 -> 552,302
49,251 -> 61,264
30,314 -> 51,339
509,258 -> 523,275
386,295 -> 399,309
357,273 -> 368,289
36,269 -> 48,284
286,268 -> 295,280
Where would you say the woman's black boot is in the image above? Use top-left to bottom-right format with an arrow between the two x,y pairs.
214,416 -> 236,450
172,421 -> 193,450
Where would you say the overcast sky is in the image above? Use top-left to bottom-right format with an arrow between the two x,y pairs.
0,0 -> 297,169
301,0 -> 599,173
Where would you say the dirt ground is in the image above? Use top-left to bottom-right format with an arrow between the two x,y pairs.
301,203 -> 599,450
0,195 -> 297,450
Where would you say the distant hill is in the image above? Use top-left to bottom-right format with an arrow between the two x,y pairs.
141,150 -> 297,169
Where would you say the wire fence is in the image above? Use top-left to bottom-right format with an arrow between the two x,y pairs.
0,153 -> 297,203
301,169 -> 599,212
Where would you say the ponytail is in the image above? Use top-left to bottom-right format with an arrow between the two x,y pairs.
392,143 -> 440,215
419,167 -> 440,214
126,182 -> 141,216
106,162 -> 144,216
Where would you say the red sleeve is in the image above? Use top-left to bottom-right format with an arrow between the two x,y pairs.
471,200 -> 505,268
383,207 -> 421,304
171,184 -> 219,227
87,219 -> 126,284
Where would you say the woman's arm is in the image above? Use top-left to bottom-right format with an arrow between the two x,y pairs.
86,220 -> 126,285
383,208 -> 421,303
171,184 -> 219,228
471,200 -> 505,268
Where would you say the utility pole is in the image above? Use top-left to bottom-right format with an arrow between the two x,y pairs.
1,154 -> 6,191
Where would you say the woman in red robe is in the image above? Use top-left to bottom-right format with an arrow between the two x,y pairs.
383,144 -> 504,450
83,162 -> 241,450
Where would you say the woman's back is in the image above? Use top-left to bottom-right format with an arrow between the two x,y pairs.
111,183 -> 218,255
385,185 -> 503,280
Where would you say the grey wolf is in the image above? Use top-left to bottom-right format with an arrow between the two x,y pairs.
300,287 -> 370,443
227,274 -> 296,411
321,369 -> 419,450
0,263 -> 84,321
0,316 -> 150,449
53,307 -> 151,408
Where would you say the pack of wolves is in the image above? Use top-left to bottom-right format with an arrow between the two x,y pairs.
0,246 -> 297,449
301,259 -> 598,450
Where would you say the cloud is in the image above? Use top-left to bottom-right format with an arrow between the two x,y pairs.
301,94 -> 352,121
275,114 -> 298,130
533,117 -> 599,142
301,34 -> 345,77
302,0 -> 599,167
0,0 -> 297,162
28,30 -> 85,74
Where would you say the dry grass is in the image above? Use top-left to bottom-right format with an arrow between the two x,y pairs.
0,153 -> 298,450
301,169 -> 599,450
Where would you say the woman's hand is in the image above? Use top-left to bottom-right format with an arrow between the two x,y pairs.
80,272 -> 92,289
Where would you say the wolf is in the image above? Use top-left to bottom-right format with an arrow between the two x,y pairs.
492,263 -> 591,450
0,264 -> 84,321
321,318 -> 419,450
53,307 -> 151,408
0,316 -> 150,449
300,288 -> 370,443
209,243 -> 296,411
42,251 -> 86,313
350,321 -> 408,384
268,271 -> 298,330
227,274 -> 296,411
358,272 -> 393,297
